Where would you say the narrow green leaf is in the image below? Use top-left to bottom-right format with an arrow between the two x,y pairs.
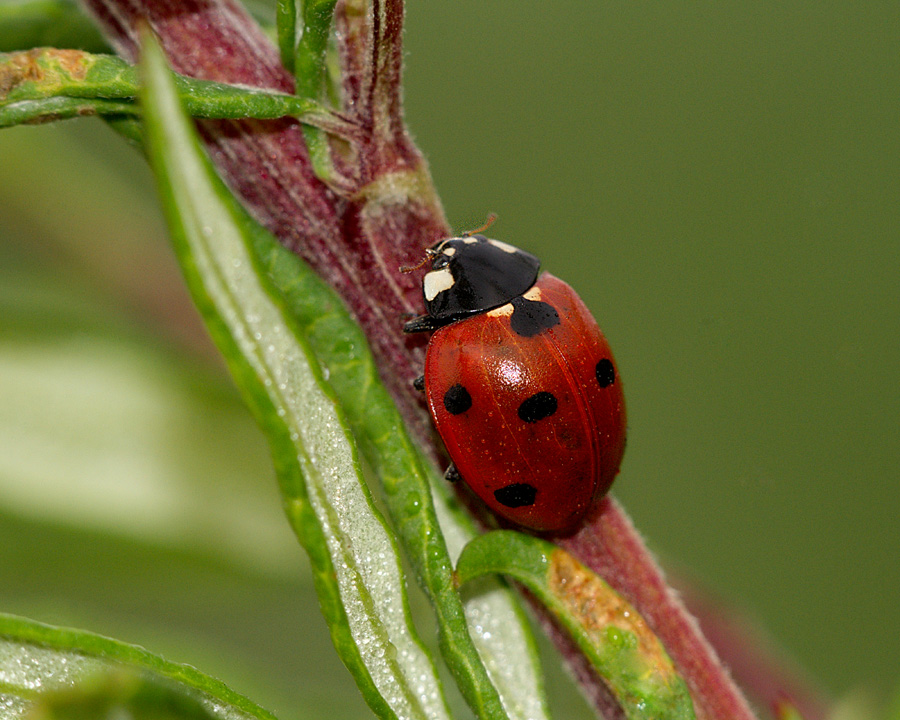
0,0 -> 110,53
0,613 -> 277,720
457,531 -> 698,720
0,49 -> 354,137
431,488 -> 551,720
291,0 -> 338,100
252,125 -> 548,720
103,113 -> 144,145
286,0 -> 339,180
275,0 -> 297,75
139,32 -> 451,720
0,271 -> 298,578
0,93 -> 135,126
25,674 -> 219,720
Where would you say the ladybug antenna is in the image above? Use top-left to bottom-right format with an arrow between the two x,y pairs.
463,212 -> 498,237
399,248 -> 437,274
401,212 -> 498,273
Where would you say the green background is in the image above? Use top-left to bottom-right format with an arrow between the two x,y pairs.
405,0 -> 900,707
1,1 -> 897,718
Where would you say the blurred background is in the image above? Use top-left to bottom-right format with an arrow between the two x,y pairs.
1,1 -> 897,718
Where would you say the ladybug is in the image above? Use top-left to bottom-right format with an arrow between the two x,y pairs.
404,233 -> 626,533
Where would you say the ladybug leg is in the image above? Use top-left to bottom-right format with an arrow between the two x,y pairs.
403,314 -> 440,333
444,464 -> 461,483
413,375 -> 425,392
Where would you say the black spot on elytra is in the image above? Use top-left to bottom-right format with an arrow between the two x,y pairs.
509,296 -> 560,337
443,383 -> 472,414
518,391 -> 558,423
595,359 -> 616,388
494,483 -> 538,508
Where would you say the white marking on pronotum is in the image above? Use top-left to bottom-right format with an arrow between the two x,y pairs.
487,302 -> 514,318
522,286 -> 543,302
463,236 -> 478,244
442,247 -> 456,256
424,268 -> 455,301
487,238 -> 519,254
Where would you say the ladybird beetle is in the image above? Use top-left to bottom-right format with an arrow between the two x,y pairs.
404,234 -> 626,533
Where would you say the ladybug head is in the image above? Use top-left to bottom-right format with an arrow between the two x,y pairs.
422,235 -> 541,322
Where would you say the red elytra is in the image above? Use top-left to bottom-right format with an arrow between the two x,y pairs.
422,273 -> 626,533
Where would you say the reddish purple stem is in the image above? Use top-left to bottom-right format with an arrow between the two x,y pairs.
74,1 -> 811,718
80,0 -> 443,447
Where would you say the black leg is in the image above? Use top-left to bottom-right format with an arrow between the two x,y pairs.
413,375 -> 425,392
444,464 -> 460,483
403,314 -> 440,333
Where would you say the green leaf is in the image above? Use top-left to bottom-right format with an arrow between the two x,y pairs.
431,486 -> 552,720
251,126 -> 549,720
0,272 -> 298,578
457,531 -> 698,720
274,0 -> 339,179
275,0 -> 338,99
25,675 -> 219,720
290,0 -> 338,101
0,0 -> 110,53
0,49 -> 353,136
138,32 -> 451,720
0,613 -> 277,720
275,0 -> 297,75
0,124 -> 361,713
